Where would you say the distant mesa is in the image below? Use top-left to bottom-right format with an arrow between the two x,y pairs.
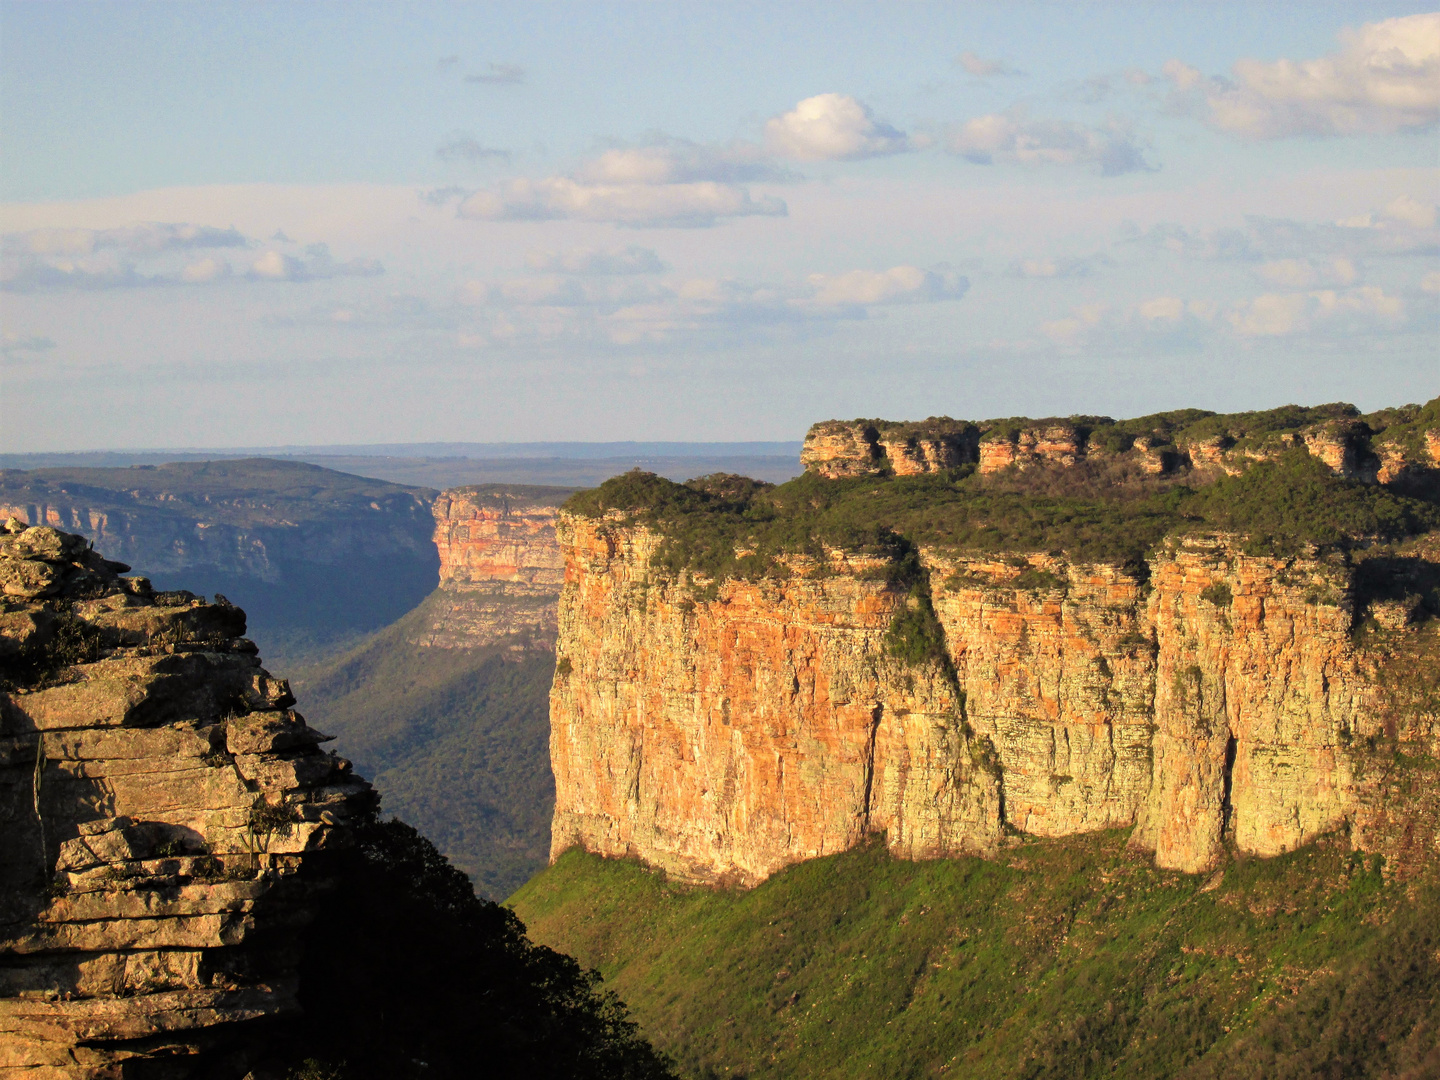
800,402 -> 1440,487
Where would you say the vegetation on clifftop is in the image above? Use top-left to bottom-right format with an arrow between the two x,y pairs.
565,449 -> 1439,579
511,835 -> 1440,1080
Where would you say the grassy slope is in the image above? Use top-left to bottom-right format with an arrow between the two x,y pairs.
511,835 -> 1440,1080
292,591 -> 555,900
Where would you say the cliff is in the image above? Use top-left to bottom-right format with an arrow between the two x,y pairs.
0,519 -> 373,1076
414,486 -> 569,653
800,401 -> 1440,488
549,433 -> 1440,886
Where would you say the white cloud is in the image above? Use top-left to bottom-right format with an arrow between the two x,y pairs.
458,175 -> 785,228
806,265 -> 968,306
956,51 -> 1022,78
946,109 -> 1153,175
1137,296 -> 1185,322
248,243 -> 382,282
1165,13 -> 1440,139
180,256 -> 232,283
574,141 -> 787,185
526,245 -> 666,275
1228,285 -> 1404,336
2,222 -> 245,258
1422,270 -> 1440,294
763,93 -> 913,161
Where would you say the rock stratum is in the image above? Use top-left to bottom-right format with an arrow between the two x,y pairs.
550,400 -> 1440,887
0,519 -> 372,1077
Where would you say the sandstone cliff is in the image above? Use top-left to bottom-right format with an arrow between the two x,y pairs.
412,486 -> 569,652
549,497 -> 1440,886
800,402 -> 1440,486
0,519 -> 372,1076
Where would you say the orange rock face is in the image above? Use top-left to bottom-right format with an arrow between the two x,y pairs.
422,488 -> 567,651
548,516 -> 1000,885
549,517 -> 1439,884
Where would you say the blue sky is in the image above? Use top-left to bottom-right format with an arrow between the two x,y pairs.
2,2 -> 1436,450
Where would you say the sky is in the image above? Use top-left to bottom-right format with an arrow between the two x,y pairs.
1,2 -> 1437,451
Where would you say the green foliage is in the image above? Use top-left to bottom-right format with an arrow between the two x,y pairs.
1200,582 -> 1233,607
556,655 -> 573,677
281,816 -> 676,1079
1012,566 -> 1068,592
291,589 -> 555,899
1180,450 -> 1439,554
884,590 -> 949,668
566,445 -> 1439,587
511,837 -> 1439,1080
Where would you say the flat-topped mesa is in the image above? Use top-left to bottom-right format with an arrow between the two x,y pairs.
414,486 -> 569,652
800,419 -> 980,478
0,519 -> 373,1076
801,400 -> 1440,485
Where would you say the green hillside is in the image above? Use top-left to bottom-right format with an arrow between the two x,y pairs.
292,590 -> 555,900
511,835 -> 1440,1079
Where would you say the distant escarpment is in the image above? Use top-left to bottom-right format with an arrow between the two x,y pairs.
0,518 -> 372,1074
801,400 -> 1440,490
292,484 -> 573,899
0,459 -> 440,664
417,484 -> 570,652
550,399 -> 1440,887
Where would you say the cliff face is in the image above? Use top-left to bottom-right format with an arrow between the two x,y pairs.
799,408 -> 1440,485
548,516 -> 999,886
549,517 -> 1440,885
0,521 -> 372,1076
414,487 -> 567,652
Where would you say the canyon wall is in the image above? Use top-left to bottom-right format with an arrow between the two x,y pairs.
550,515 -> 1440,885
413,486 -> 567,653
0,520 -> 373,1075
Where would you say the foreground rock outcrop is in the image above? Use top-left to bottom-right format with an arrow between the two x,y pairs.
550,515 -> 1440,886
0,520 -> 372,1076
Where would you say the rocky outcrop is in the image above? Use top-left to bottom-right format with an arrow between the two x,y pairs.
800,402 -> 1440,486
801,420 -> 979,479
549,515 -> 1440,885
414,487 -> 568,652
0,520 -> 372,1076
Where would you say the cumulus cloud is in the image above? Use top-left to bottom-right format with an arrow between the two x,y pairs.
526,245 -> 666,275
1422,270 -> 1440,294
465,62 -> 525,85
1,222 -> 250,291
946,109 -> 1153,175
574,140 -> 789,185
956,51 -> 1022,77
436,136 -> 510,164
248,243 -> 383,282
806,265 -> 968,306
764,94 -> 913,160
1228,286 -> 1404,336
1164,13 -> 1440,139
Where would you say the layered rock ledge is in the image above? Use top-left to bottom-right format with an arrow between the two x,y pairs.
0,520 -> 373,1077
